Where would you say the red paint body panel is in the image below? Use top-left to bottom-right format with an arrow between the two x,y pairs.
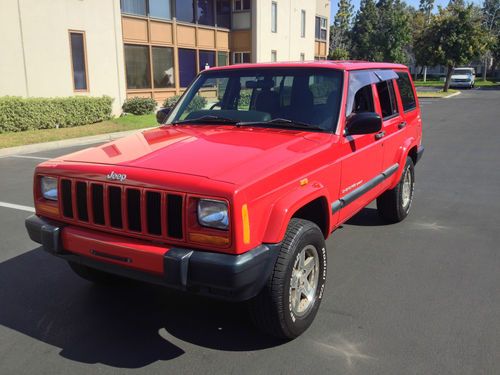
33,62 -> 423,264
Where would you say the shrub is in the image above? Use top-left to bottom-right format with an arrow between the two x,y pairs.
0,96 -> 113,133
122,97 -> 157,115
162,94 -> 207,112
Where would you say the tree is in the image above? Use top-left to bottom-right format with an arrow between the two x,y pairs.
351,0 -> 379,60
329,0 -> 354,59
374,0 -> 413,63
420,3 -> 488,91
482,0 -> 500,74
414,0 -> 435,80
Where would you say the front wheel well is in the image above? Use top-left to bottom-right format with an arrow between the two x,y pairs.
408,146 -> 418,165
291,197 -> 329,238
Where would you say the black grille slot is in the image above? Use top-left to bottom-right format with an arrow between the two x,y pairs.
146,191 -> 162,235
76,182 -> 88,221
108,186 -> 123,228
167,194 -> 183,239
61,179 -> 73,218
91,184 -> 105,225
126,189 -> 142,232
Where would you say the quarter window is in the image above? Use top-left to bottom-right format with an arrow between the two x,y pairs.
376,80 -> 399,118
69,31 -> 88,91
396,72 -> 417,111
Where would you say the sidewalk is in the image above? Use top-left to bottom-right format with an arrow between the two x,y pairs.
0,127 -> 153,157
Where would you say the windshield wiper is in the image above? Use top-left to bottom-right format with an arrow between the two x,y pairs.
236,118 -> 324,131
172,115 -> 238,125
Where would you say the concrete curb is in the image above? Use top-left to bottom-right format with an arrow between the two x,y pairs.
444,91 -> 461,99
0,127 -> 154,157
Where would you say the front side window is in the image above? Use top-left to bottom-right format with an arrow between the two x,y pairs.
125,44 -> 151,89
152,47 -> 175,88
396,72 -> 416,112
167,68 -> 344,132
376,80 -> 399,118
69,31 -> 88,91
271,2 -> 277,33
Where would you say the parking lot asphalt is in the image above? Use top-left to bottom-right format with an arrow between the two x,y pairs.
0,88 -> 499,375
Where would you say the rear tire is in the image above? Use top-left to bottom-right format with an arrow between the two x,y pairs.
248,219 -> 327,339
377,157 -> 415,223
68,261 -> 125,285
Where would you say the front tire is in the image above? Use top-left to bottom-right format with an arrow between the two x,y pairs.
377,157 -> 415,223
248,219 -> 327,339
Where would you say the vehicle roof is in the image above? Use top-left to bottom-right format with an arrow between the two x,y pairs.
207,60 -> 408,72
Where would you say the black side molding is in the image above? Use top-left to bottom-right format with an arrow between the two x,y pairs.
331,163 -> 399,214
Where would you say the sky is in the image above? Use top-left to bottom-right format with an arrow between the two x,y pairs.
329,0 -> 484,21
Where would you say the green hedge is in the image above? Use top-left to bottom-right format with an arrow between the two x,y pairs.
0,96 -> 113,133
122,97 -> 157,115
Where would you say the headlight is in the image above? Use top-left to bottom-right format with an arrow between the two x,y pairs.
41,176 -> 58,201
197,199 -> 229,230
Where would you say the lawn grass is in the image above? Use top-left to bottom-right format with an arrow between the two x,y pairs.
414,79 -> 499,88
0,114 -> 156,149
417,89 -> 460,98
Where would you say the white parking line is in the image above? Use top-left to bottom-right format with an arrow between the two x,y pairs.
0,201 -> 35,213
7,155 -> 51,161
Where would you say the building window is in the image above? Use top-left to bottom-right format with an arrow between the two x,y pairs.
179,48 -> 197,87
124,44 -> 151,89
271,50 -> 277,62
149,0 -> 172,19
271,2 -> 277,33
217,51 -> 229,66
300,53 -> 305,61
216,0 -> 231,28
199,50 -> 216,71
301,10 -> 306,38
197,0 -> 215,26
233,0 -> 250,11
152,47 -> 175,88
176,0 -> 196,23
121,0 -> 147,16
315,16 -> 327,40
69,31 -> 88,91
233,52 -> 251,64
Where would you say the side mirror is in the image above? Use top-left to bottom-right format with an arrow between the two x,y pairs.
156,108 -> 171,124
345,112 -> 382,136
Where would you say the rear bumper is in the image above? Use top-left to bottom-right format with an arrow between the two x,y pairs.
25,215 -> 280,301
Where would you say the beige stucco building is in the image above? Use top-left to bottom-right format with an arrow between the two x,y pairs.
0,0 -> 330,115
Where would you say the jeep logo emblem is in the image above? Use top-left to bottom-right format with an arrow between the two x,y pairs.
106,171 -> 127,182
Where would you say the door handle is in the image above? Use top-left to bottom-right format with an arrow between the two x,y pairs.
375,131 -> 385,140
398,121 -> 407,129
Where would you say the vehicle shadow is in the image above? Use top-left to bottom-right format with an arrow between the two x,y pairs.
344,207 -> 391,227
0,248 -> 283,369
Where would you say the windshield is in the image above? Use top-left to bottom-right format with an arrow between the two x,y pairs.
453,69 -> 472,75
166,67 -> 344,132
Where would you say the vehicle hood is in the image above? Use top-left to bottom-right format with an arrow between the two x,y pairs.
451,74 -> 472,80
58,125 -> 331,185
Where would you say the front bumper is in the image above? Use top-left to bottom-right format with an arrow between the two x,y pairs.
450,81 -> 473,87
25,215 -> 280,301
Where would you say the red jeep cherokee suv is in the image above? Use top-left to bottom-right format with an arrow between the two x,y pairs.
26,61 -> 423,339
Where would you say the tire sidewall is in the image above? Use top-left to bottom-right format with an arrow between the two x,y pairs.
398,158 -> 415,217
282,226 -> 327,337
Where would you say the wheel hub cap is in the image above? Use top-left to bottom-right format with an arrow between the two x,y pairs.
290,245 -> 320,317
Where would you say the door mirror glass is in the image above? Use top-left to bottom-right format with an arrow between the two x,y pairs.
156,108 -> 171,124
345,112 -> 382,135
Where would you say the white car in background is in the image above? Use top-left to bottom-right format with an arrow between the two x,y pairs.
450,68 -> 475,89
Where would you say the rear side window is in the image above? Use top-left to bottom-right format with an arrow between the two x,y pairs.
396,72 -> 416,111
376,80 -> 398,119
